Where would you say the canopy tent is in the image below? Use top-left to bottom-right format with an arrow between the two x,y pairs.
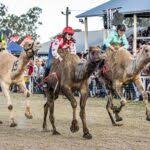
76,0 -> 150,55
7,41 -> 23,55
76,0 -> 150,18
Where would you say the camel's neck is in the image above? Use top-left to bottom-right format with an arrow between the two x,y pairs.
85,61 -> 98,78
75,60 -> 98,81
11,52 -> 29,79
131,55 -> 149,75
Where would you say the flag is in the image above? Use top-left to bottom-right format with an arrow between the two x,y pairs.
10,35 -> 20,42
20,35 -> 32,47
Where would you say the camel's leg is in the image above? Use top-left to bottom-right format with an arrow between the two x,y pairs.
42,101 -> 49,132
80,89 -> 92,139
18,82 -> 33,119
61,86 -> 79,133
112,81 -> 126,122
134,78 -> 150,121
106,91 -> 122,126
0,81 -> 17,127
48,99 -> 60,135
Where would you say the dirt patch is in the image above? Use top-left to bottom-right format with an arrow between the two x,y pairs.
0,93 -> 149,150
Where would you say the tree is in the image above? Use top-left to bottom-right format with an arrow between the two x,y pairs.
0,3 -> 42,40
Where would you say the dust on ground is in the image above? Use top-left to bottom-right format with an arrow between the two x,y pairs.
0,93 -> 149,150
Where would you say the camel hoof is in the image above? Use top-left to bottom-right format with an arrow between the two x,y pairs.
70,125 -> 79,133
25,113 -> 33,119
0,121 -> 3,124
116,117 -> 123,122
70,120 -> 79,133
83,133 -> 92,139
53,130 -> 61,135
8,105 -> 13,110
10,122 -> 17,127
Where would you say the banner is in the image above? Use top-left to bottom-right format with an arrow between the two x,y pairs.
20,35 -> 32,47
10,35 -> 20,42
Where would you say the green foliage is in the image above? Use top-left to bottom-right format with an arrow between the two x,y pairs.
0,3 -> 42,40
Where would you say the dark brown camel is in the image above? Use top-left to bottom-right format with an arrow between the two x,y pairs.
42,46 -> 102,139
99,45 -> 150,126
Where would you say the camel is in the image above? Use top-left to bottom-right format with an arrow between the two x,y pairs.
0,40 -> 40,127
99,45 -> 150,126
42,46 -> 102,139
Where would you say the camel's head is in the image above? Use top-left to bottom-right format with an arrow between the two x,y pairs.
23,40 -> 41,59
88,46 -> 101,63
140,44 -> 150,62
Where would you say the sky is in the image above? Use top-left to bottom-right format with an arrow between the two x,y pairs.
1,0 -> 108,43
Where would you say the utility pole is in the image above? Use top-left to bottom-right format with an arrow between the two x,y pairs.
61,7 -> 71,27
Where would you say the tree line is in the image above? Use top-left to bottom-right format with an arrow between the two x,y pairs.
0,3 -> 42,40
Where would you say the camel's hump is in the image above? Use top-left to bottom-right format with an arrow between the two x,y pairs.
0,51 -> 17,69
0,51 -> 17,61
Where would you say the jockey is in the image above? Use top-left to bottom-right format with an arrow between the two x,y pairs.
44,26 -> 76,78
103,24 -> 129,52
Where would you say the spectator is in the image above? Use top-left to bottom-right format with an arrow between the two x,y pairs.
34,58 -> 45,93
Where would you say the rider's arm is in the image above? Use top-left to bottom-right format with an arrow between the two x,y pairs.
103,32 -> 114,49
51,38 -> 62,60
122,35 -> 129,49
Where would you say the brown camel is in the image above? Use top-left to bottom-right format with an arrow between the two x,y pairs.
42,46 -> 102,139
99,45 -> 150,126
0,40 -> 40,127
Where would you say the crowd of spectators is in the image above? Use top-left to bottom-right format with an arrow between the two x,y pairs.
128,26 -> 150,54
9,27 -> 150,101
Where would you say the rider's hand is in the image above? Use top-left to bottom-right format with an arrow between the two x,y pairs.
110,46 -> 115,52
58,57 -> 63,62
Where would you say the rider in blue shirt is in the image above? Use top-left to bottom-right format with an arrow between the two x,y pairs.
103,24 -> 129,51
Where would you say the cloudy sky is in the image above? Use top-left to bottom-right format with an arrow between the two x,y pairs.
1,0 -> 108,43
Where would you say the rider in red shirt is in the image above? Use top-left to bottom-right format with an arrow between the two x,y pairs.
44,26 -> 76,78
